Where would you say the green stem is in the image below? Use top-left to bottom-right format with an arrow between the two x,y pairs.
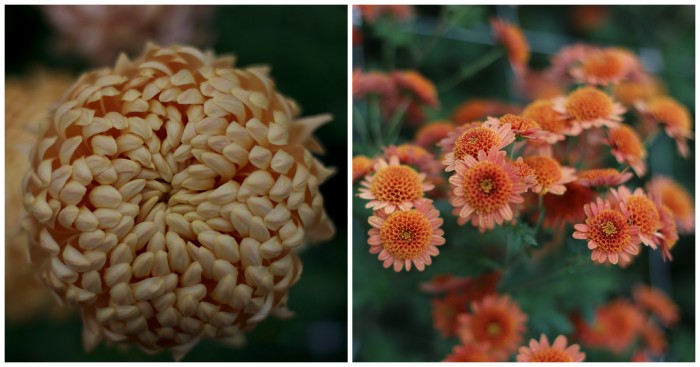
509,142 -> 516,160
368,95 -> 383,151
534,194 -> 545,235
438,48 -> 503,94
385,97 -> 412,146
576,130 -> 588,170
353,103 -> 369,147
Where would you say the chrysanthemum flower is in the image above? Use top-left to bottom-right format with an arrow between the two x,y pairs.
614,79 -> 664,106
491,19 -> 530,74
431,293 -> 470,337
511,157 -> 537,191
554,87 -> 625,130
449,149 -> 526,230
391,70 -> 439,108
641,323 -> 667,355
353,70 -> 397,99
516,334 -> 586,362
352,155 -> 374,182
542,182 -> 596,230
414,121 -> 454,150
452,99 -> 520,124
639,96 -> 694,158
523,156 -> 576,195
457,294 -> 528,359
606,124 -> 648,176
22,44 -> 336,358
575,300 -> 646,354
646,176 -> 694,234
571,49 -> 627,86
515,69 -> 565,100
610,186 -> 661,248
633,285 -> 680,327
576,168 -> 633,189
443,343 -> 497,362
383,144 -> 441,176
522,99 -> 572,137
573,197 -> 642,265
358,156 -> 434,213
367,199 -> 444,272
486,114 -> 558,143
440,122 -> 515,172
656,204 -> 679,262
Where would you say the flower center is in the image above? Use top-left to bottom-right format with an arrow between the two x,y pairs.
487,322 -> 502,336
524,156 -> 562,191
369,165 -> 423,204
499,113 -> 540,131
453,126 -> 502,161
602,221 -> 618,236
588,209 -> 630,253
523,100 -> 567,134
379,210 -> 433,260
530,349 -> 575,362
626,195 -> 660,238
566,87 -> 613,121
463,161 -> 513,214
583,51 -> 625,80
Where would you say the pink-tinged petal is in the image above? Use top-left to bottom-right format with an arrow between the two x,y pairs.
392,260 -> 403,272
414,259 -> 425,272
572,231 -> 588,240
609,252 -> 619,264
587,241 -> 598,250
368,236 -> 382,246
574,224 -> 589,232
377,249 -> 390,260
552,335 -> 567,349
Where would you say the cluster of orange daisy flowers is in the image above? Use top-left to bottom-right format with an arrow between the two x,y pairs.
572,284 -> 679,361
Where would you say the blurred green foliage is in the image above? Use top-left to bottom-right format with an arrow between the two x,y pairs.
353,5 -> 694,362
5,5 -> 347,362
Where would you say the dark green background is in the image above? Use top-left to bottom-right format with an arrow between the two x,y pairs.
353,5 -> 694,362
5,5 -> 347,362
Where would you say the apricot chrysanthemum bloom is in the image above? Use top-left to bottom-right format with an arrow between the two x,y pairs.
523,156 -> 576,195
511,157 -> 537,191
646,176 -> 694,234
440,122 -> 515,172
633,285 -> 680,327
352,155 -> 374,182
542,182 -> 596,230
431,293 -> 471,337
577,168 -> 633,189
614,79 -> 664,106
353,70 -> 397,99
491,19 -> 530,74
452,99 -> 520,124
449,149 -> 526,230
516,334 -> 586,362
391,70 -> 439,108
383,144 -> 441,176
610,186 -> 661,248
554,87 -> 625,131
358,156 -> 434,213
522,99 -> 571,137
548,43 -> 600,84
443,343 -> 497,362
367,199 -> 445,272
22,44 -> 336,359
573,197 -> 642,265
457,294 -> 528,359
606,124 -> 648,177
656,205 -> 679,262
571,49 -> 627,86
575,300 -> 646,354
486,114 -> 557,143
414,121 -> 454,149
640,96 -> 694,158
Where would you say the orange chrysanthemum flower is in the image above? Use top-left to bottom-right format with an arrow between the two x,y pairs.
576,300 -> 646,354
515,69 -> 565,100
352,155 -> 374,182
383,144 -> 441,176
646,176 -> 694,234
452,99 -> 520,124
573,197 -> 642,266
571,49 -> 627,86
614,79 -> 664,106
641,323 -> 667,355
440,122 -> 515,172
511,157 -> 537,191
542,182 -> 597,230
491,19 -> 530,74
449,149 -> 526,230
487,114 -> 558,143
367,199 -> 445,272
353,70 -> 397,99
606,124 -> 648,177
548,43 -> 600,84
356,5 -> 413,24
457,294 -> 528,359
443,343 -> 497,362
392,70 -> 439,108
358,156 -> 434,213
656,204 -> 679,262
523,156 -> 576,195
611,186 -> 661,248
554,87 -> 625,131
414,121 -> 455,150
522,99 -> 571,137
633,285 -> 680,327
577,168 -> 633,189
432,293 -> 471,337
516,334 -> 586,362
641,96 -> 694,158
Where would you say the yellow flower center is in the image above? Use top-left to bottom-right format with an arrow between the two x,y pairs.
602,221 -> 618,236
487,322 -> 502,336
463,161 -> 513,214
499,113 -> 540,131
379,210 -> 433,260
587,209 -> 631,253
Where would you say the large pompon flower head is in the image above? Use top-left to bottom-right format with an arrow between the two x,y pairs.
457,294 -> 528,359
449,148 -> 526,230
440,121 -> 515,172
638,96 -> 694,158
610,186 -> 661,248
606,124 -> 648,177
523,156 -> 576,195
367,199 -> 445,272
358,155 -> 434,213
573,197 -> 642,266
352,155 -> 374,182
570,49 -> 627,86
646,175 -> 694,234
21,43 -> 336,359
516,334 -> 586,362
553,86 -> 626,130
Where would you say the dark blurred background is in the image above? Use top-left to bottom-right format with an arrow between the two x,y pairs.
353,5 -> 694,362
5,5 -> 347,362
